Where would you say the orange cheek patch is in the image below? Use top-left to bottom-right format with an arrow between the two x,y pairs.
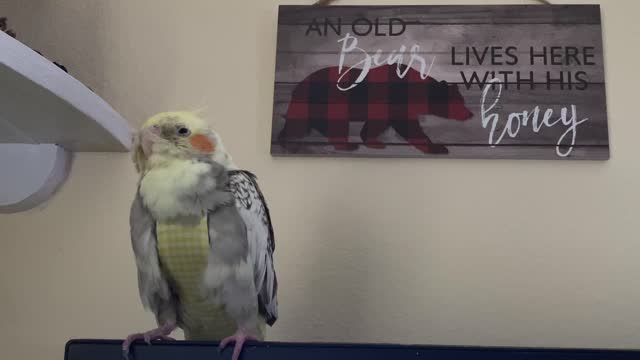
190,134 -> 215,153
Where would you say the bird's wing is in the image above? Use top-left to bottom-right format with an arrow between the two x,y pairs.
228,170 -> 279,326
130,190 -> 178,326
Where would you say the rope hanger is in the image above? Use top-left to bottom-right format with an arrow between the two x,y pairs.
315,0 -> 552,5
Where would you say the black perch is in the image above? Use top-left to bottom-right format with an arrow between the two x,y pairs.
66,340 -> 640,360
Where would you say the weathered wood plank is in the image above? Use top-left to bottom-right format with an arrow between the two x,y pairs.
274,54 -> 605,84
271,83 -> 609,146
270,111 -> 608,146
270,143 -> 609,160
272,83 -> 607,105
277,5 -> 601,25
276,24 -> 603,57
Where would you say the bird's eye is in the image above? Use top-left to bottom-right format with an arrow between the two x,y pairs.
177,127 -> 191,137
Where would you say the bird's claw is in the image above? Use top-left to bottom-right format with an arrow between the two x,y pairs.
218,330 -> 258,360
122,324 -> 176,359
143,333 -> 175,344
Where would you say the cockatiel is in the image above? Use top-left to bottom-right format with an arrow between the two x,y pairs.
123,111 -> 278,360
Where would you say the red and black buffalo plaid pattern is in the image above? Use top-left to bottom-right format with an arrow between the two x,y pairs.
279,64 -> 473,154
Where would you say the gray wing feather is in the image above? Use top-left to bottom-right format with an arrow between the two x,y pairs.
228,171 -> 278,326
199,161 -> 261,330
205,204 -> 259,329
130,191 -> 178,326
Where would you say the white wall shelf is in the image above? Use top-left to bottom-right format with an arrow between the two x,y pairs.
0,31 -> 132,151
0,31 -> 133,212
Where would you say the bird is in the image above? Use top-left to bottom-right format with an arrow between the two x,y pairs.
123,111 -> 278,360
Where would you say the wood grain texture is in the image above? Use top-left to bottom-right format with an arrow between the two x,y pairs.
276,24 -> 604,56
270,5 -> 609,160
271,86 -> 609,146
275,54 -> 605,84
270,144 -> 609,160
277,5 -> 601,25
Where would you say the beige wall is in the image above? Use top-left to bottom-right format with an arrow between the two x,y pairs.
1,0 -> 639,358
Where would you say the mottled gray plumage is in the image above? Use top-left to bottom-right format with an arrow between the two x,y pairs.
129,160 -> 278,334
228,170 -> 278,326
202,200 -> 257,330
130,193 -> 177,326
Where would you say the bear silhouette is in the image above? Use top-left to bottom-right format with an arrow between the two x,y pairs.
278,64 -> 474,154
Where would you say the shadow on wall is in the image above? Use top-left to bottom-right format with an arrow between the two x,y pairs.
3,0 -> 183,126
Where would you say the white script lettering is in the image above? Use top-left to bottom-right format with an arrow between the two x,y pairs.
481,78 -> 589,157
337,33 -> 436,91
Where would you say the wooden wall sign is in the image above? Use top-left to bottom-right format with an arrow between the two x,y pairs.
270,5 -> 609,160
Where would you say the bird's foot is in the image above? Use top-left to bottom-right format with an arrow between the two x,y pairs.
122,323 -> 176,359
218,329 -> 258,360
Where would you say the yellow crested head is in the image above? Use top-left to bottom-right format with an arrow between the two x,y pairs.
141,111 -> 208,132
132,111 -> 235,174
